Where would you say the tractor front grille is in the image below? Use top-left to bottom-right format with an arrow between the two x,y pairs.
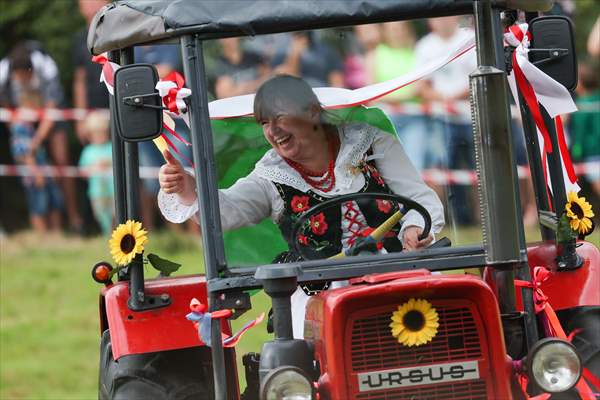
348,301 -> 487,399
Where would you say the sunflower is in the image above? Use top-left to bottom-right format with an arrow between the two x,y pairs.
565,191 -> 594,235
389,298 -> 439,347
109,220 -> 148,266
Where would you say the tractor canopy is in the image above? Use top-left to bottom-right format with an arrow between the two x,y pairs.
90,0 -> 480,55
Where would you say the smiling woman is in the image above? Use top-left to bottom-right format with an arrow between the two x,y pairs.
158,74 -> 444,262
157,74 -> 445,337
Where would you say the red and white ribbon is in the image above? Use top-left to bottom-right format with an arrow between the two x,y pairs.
208,30 -> 476,119
91,54 -> 119,96
505,23 -> 580,198
92,55 -> 192,162
155,71 -> 191,115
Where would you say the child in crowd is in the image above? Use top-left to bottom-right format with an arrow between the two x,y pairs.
9,89 -> 63,232
78,111 -> 114,235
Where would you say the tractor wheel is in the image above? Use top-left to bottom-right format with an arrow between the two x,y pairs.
552,306 -> 600,399
98,329 -> 215,400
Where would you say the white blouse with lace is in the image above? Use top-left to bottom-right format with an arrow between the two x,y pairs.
158,122 -> 445,239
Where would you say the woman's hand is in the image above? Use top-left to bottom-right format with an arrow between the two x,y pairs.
402,226 -> 433,251
159,150 -> 196,206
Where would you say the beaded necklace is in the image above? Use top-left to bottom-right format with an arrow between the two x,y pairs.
284,133 -> 338,193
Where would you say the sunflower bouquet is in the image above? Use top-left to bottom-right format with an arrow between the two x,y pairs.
107,220 -> 181,278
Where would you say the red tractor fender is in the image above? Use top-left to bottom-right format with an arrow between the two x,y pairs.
484,241 -> 600,311
99,274 -> 231,360
522,241 -> 600,310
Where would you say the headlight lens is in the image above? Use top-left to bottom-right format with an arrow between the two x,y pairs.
528,338 -> 581,393
261,366 -> 313,400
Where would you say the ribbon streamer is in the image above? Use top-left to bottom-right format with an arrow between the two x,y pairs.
504,23 -> 580,197
185,298 -> 264,348
92,55 -> 193,164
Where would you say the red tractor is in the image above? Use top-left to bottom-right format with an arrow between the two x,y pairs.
88,0 -> 598,399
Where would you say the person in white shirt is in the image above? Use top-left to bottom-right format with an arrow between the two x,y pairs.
415,17 -> 477,225
157,74 -> 444,337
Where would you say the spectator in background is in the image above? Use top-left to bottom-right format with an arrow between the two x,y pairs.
243,33 -> 291,68
72,0 -> 109,236
415,17 -> 477,225
73,0 -> 109,143
345,23 -> 381,89
214,37 -> 271,99
371,22 -> 432,172
272,31 -> 344,87
8,88 -> 63,233
79,110 -> 114,235
571,60 -> 600,200
587,16 -> 600,59
0,42 -> 82,233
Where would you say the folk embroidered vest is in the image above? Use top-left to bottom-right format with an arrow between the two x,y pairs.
272,150 -> 403,262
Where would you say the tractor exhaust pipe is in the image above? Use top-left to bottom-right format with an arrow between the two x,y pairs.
471,0 -> 522,313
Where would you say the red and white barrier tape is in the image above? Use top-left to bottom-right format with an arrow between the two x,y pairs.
0,102 -> 509,123
1,162 -> 597,185
0,107 -> 94,122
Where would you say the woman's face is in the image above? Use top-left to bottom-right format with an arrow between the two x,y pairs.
260,109 -> 322,163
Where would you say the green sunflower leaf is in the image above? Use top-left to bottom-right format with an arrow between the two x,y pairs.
147,253 -> 182,277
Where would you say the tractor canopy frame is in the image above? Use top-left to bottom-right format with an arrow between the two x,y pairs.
88,1 -> 565,398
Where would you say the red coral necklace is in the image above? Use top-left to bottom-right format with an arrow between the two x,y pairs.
285,134 -> 338,193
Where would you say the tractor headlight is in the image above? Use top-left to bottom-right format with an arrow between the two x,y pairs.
260,366 -> 313,400
527,338 -> 581,393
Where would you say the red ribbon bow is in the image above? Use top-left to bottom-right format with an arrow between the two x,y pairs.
162,71 -> 186,114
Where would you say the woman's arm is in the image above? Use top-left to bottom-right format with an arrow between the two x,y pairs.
157,150 -> 276,230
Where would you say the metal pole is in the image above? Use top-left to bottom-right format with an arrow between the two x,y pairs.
118,48 -> 145,310
517,93 -> 555,240
492,9 -> 539,349
108,50 -> 127,226
472,0 -> 521,313
541,107 -> 567,216
181,34 -> 228,400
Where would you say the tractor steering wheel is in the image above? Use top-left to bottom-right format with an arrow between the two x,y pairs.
290,192 -> 432,261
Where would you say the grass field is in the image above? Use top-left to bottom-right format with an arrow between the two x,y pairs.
1,227 -> 598,399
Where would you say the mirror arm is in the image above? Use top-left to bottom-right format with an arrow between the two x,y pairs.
123,93 -> 170,110
528,48 -> 569,66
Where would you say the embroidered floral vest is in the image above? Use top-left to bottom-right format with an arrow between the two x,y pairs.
272,149 -> 403,262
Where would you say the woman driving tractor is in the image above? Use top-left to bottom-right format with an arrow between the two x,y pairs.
158,74 -> 444,260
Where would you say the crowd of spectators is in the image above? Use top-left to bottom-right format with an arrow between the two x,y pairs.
0,1 -> 597,237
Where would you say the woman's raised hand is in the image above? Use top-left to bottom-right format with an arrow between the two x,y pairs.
159,150 -> 197,205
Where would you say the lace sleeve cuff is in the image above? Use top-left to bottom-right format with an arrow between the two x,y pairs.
399,210 -> 426,237
157,190 -> 199,224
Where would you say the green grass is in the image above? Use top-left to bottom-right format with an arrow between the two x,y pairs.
1,227 -> 598,399
0,231 -> 272,400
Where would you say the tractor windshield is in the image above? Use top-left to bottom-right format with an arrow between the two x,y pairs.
154,20 -> 530,268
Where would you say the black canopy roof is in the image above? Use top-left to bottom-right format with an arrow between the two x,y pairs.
88,0 -> 482,55
88,0 -> 553,55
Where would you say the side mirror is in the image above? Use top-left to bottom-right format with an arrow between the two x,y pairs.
114,64 -> 163,141
529,16 -> 577,92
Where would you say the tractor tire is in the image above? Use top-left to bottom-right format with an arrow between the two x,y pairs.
549,306 -> 600,399
99,329 -> 215,400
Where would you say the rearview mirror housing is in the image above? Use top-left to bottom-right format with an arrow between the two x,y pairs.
529,16 -> 577,92
114,64 -> 163,141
